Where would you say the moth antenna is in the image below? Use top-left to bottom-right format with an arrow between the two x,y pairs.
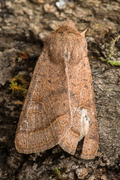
81,22 -> 91,35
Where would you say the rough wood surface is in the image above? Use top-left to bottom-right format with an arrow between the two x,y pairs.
0,0 -> 120,179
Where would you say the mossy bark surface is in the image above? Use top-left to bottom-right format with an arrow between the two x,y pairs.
0,0 -> 120,179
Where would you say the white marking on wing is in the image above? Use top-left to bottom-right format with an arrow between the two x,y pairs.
64,49 -> 73,125
77,108 -> 90,140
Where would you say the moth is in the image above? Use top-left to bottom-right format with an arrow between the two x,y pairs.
15,20 -> 99,159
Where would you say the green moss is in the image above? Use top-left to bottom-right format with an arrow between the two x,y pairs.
10,75 -> 29,97
54,168 -> 63,180
100,34 -> 120,66
17,57 -> 22,62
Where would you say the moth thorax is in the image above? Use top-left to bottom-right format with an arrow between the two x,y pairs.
63,49 -> 71,62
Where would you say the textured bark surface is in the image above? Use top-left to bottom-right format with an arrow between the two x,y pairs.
0,0 -> 120,179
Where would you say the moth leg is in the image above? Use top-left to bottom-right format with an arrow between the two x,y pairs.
81,117 -> 99,160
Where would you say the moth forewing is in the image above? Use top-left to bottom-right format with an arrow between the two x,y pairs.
15,50 -> 71,154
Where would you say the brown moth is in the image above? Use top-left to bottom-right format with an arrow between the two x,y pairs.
15,20 -> 99,159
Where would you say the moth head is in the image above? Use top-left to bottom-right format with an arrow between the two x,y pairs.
45,20 -> 88,65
